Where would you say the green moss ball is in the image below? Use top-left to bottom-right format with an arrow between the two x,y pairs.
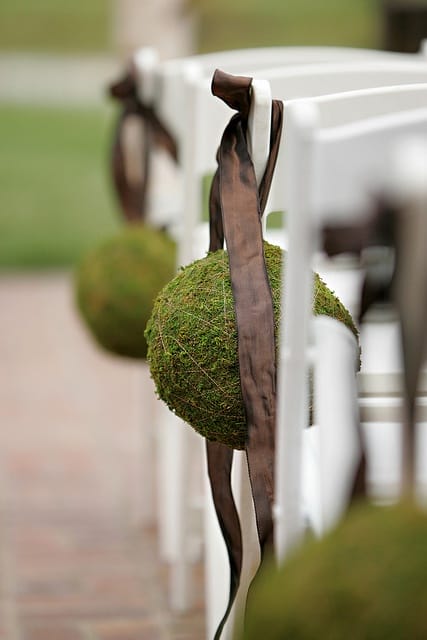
76,225 -> 176,359
145,241 -> 357,449
243,501 -> 427,640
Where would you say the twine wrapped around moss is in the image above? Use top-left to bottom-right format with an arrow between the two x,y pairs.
145,241 -> 358,449
242,501 -> 427,639
76,224 -> 176,359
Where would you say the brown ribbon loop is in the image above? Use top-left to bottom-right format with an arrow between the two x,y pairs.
208,70 -> 254,252
209,69 -> 283,249
109,66 -> 178,223
206,69 -> 283,637
211,70 -> 252,116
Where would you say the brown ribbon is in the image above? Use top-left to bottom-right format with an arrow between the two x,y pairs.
206,69 -> 283,638
109,65 -> 178,222
205,441 -> 242,639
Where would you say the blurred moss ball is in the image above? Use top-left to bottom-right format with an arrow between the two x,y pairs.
76,224 -> 176,359
145,241 -> 358,449
242,501 -> 427,639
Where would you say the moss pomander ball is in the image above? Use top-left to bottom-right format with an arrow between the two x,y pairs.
76,225 -> 176,359
242,501 -> 427,640
145,241 -> 358,449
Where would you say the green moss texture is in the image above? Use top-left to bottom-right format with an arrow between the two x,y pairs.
76,224 -> 176,359
243,501 -> 427,640
146,241 -> 358,449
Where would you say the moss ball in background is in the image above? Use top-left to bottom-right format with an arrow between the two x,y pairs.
145,241 -> 358,449
75,225 -> 176,359
242,501 -> 427,640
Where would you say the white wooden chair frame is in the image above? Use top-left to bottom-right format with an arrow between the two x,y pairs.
273,103 -> 427,562
126,46 -> 427,634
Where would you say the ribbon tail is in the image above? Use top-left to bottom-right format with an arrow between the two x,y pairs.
209,165 -> 224,252
206,441 -> 243,639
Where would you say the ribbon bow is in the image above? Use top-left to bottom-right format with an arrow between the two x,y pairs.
109,63 -> 178,222
206,69 -> 283,638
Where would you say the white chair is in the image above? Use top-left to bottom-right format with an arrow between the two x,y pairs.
273,103 -> 427,563
209,80 -> 427,638
126,49 -> 427,625
135,47 -> 406,610
184,60 -> 427,260
136,48 -> 427,241
129,47 -> 427,616
181,69 -> 427,639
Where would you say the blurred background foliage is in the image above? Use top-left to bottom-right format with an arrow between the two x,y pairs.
0,104 -> 119,268
0,0 -> 384,269
0,0 -> 110,52
193,0 -> 381,52
0,0 -> 382,54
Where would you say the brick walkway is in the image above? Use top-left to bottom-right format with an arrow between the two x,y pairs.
0,272 -> 205,640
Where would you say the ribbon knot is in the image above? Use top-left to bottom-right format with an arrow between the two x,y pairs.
109,65 -> 178,223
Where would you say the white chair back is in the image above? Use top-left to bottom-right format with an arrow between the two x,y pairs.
133,48 -> 427,243
152,46 -> 426,143
273,102 -> 427,561
182,60 -> 427,265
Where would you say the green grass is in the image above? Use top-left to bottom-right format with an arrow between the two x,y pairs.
0,0 -> 384,55
0,0 -> 384,269
194,0 -> 382,52
0,0 -> 111,53
0,104 -> 121,269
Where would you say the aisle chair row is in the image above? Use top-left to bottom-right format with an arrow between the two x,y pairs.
110,43 -> 427,639
205,72 -> 427,640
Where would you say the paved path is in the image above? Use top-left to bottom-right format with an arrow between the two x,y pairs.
0,272 -> 205,640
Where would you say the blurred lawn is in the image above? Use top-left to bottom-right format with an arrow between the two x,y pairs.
0,104 -> 120,268
195,0 -> 382,52
0,0 -> 111,53
0,0 -> 382,56
0,0 -> 383,268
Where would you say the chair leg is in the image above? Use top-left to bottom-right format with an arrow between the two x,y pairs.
168,421 -> 197,611
204,472 -> 230,638
314,316 -> 361,532
128,363 -> 157,527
